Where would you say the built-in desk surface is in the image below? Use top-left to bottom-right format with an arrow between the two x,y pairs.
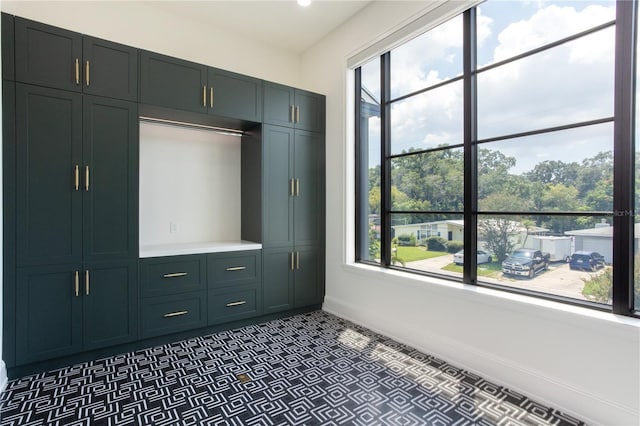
140,241 -> 262,258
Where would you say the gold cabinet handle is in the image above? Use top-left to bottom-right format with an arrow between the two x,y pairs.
75,58 -> 79,85
295,105 -> 300,123
210,87 -> 214,108
290,252 -> 295,270
226,301 -> 247,307
85,60 -> 90,86
290,105 -> 295,123
163,272 -> 188,278
296,251 -> 300,270
202,85 -> 206,107
74,271 -> 79,297
290,179 -> 295,196
85,270 -> 90,295
74,165 -> 79,191
85,166 -> 90,191
225,266 -> 246,271
296,179 -> 300,196
164,311 -> 188,318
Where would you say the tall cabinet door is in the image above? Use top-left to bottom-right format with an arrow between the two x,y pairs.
262,125 -> 294,248
294,130 -> 324,247
16,265 -> 83,365
16,84 -> 82,267
82,261 -> 138,350
83,96 -> 138,262
14,17 -> 82,92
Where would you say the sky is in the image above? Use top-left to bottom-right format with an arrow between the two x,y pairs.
361,0 -> 618,175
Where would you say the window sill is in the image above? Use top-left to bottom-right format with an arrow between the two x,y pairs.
341,261 -> 640,337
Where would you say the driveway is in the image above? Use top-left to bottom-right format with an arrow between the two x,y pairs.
406,255 -> 603,301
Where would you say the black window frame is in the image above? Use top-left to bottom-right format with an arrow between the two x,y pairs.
355,1 -> 638,317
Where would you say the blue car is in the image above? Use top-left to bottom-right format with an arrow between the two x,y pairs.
569,251 -> 605,271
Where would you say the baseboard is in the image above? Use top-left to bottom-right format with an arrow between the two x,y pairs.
323,295 -> 638,426
0,360 -> 7,393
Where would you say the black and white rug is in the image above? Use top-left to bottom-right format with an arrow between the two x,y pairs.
0,311 -> 585,425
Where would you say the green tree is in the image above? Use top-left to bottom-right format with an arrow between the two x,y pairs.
478,218 -> 520,262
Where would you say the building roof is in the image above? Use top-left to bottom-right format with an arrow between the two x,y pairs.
564,223 -> 640,238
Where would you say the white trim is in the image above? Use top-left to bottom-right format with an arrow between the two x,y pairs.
323,296 -> 638,426
0,361 -> 7,393
346,0 -> 483,69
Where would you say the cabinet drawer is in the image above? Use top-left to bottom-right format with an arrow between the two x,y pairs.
208,251 -> 261,288
141,292 -> 206,338
208,288 -> 260,325
141,255 -> 206,297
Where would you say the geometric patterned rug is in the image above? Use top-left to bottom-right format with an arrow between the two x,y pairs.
0,311 -> 586,425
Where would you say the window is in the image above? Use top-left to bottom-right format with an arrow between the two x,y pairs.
356,0 -> 638,316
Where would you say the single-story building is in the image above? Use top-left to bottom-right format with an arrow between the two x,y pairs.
564,221 -> 640,264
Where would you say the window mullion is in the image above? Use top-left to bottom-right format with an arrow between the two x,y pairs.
613,0 -> 637,315
463,8 -> 478,284
381,52 -> 392,267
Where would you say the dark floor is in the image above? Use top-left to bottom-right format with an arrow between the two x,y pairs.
0,311 -> 585,425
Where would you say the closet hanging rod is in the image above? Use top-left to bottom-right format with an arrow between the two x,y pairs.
139,116 -> 245,137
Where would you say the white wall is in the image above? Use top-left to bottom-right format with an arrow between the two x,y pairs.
139,122 -> 241,246
300,2 -> 640,425
0,1 -> 301,86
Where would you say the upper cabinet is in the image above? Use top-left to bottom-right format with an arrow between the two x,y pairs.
140,51 -> 207,114
263,82 -> 324,133
82,37 -> 138,101
208,68 -> 262,122
140,51 -> 263,122
14,17 -> 138,101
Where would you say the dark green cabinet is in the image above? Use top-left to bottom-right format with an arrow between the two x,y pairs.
13,84 -> 138,366
140,51 -> 207,114
82,261 -> 138,350
82,37 -> 138,101
16,86 -> 138,267
14,17 -> 137,101
208,68 -> 262,122
263,82 -> 324,132
16,261 -> 137,365
140,51 -> 262,122
208,250 -> 262,325
16,265 -> 82,364
262,125 -> 323,249
262,122 -> 325,313
16,84 -> 83,267
82,95 -> 138,262
263,245 -> 321,314
15,17 -> 81,91
2,13 -> 15,80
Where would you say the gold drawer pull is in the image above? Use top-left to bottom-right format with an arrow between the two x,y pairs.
226,301 -> 247,307
164,311 -> 188,318
225,266 -> 246,271
163,272 -> 188,278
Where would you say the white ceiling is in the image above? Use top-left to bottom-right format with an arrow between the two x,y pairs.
147,1 -> 372,55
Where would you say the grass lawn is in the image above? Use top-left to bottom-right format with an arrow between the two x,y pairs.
395,246 -> 448,262
441,260 -> 503,277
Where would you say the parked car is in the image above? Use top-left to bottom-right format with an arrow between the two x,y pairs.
453,250 -> 492,265
502,248 -> 550,279
569,251 -> 605,271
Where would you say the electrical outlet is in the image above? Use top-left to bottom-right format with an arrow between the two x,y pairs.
170,222 -> 178,234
